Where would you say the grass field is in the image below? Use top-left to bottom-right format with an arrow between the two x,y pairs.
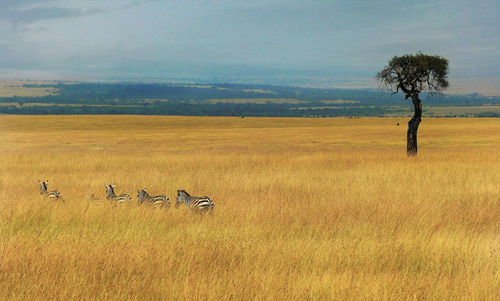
425,105 -> 500,116
208,98 -> 306,104
0,81 -> 58,97
0,116 -> 499,300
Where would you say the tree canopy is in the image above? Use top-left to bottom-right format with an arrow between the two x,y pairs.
377,53 -> 449,99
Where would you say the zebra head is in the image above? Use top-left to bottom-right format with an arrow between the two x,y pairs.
39,180 -> 48,195
105,184 -> 116,199
176,190 -> 189,207
137,189 -> 147,202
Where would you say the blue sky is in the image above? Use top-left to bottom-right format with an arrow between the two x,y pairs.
0,0 -> 499,94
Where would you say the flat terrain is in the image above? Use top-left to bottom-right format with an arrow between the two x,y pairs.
0,81 -> 58,97
425,105 -> 500,116
2,81 -> 499,117
0,116 -> 499,300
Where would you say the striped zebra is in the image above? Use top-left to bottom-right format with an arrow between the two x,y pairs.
38,180 -> 63,201
105,184 -> 131,203
137,189 -> 170,207
176,190 -> 214,213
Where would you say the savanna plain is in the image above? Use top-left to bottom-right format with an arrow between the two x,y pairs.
0,115 -> 499,300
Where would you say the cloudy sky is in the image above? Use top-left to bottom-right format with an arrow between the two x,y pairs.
0,0 -> 499,94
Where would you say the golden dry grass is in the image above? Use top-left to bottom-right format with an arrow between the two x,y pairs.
425,105 -> 500,116
0,103 -> 144,108
320,100 -> 360,104
0,115 -> 499,300
208,98 -> 306,104
0,81 -> 58,97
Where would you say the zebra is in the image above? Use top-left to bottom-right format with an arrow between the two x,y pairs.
176,190 -> 214,213
105,184 -> 131,203
38,180 -> 63,201
137,189 -> 170,207
86,193 -> 100,201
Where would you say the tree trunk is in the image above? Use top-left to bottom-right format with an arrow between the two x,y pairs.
407,94 -> 422,156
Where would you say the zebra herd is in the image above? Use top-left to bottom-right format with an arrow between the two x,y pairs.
38,180 -> 215,213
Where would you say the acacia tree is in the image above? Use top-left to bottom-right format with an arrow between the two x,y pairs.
377,53 -> 449,156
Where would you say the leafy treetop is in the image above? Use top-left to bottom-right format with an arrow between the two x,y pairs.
377,53 -> 449,99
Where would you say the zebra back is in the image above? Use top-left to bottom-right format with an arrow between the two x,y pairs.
176,190 -> 214,212
137,189 -> 170,207
86,194 -> 100,201
105,184 -> 131,203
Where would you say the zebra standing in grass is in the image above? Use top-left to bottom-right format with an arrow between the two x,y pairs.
105,184 -> 131,203
38,180 -> 63,201
176,190 -> 214,213
137,189 -> 170,207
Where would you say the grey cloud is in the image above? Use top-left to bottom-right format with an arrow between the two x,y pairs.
0,0 -> 498,94
1,7 -> 104,25
0,0 -> 146,26
0,0 -> 44,10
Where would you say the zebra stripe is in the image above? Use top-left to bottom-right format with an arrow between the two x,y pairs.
176,190 -> 214,213
105,184 -> 131,203
38,180 -> 63,201
137,189 -> 170,207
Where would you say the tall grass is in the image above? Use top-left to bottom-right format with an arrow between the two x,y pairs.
0,116 -> 499,300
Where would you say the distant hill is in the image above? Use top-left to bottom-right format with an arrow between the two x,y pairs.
1,81 -> 499,117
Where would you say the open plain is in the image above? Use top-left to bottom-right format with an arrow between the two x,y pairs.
0,116 -> 499,300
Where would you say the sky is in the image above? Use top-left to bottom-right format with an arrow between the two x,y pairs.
0,0 -> 499,94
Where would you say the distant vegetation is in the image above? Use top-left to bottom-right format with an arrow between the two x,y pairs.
0,81 -> 499,117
